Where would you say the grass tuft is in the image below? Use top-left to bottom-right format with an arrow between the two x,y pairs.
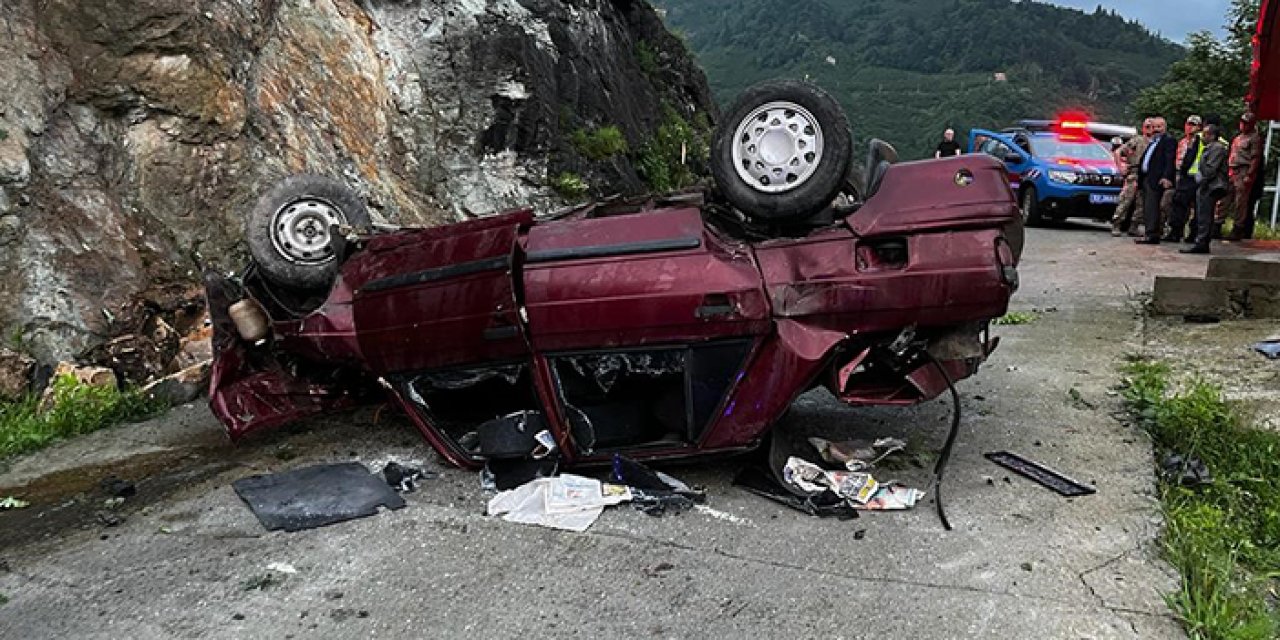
549,172 -> 589,200
0,375 -> 166,458
571,125 -> 628,161
992,310 -> 1038,325
1120,359 -> 1280,639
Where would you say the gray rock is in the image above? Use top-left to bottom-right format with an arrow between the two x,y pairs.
0,0 -> 715,364
0,347 -> 35,401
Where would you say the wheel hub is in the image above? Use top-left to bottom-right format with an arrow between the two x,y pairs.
270,197 -> 346,265
731,101 -> 825,194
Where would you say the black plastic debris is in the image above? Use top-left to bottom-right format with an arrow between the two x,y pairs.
1252,340 -> 1280,360
483,457 -> 560,492
1161,454 -> 1214,488
382,462 -> 435,493
732,465 -> 858,519
984,451 -> 1096,497
609,455 -> 705,517
233,462 -> 406,532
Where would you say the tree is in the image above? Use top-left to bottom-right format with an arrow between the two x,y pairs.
1132,0 -> 1261,131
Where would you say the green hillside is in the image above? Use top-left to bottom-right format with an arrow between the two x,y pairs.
655,0 -> 1185,158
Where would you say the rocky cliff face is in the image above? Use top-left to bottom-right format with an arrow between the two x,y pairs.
0,0 -> 715,366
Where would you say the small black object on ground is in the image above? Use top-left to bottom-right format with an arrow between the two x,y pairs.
1161,453 -> 1213,488
983,451 -> 1096,497
382,461 -> 435,493
610,454 -> 705,517
233,462 -> 406,532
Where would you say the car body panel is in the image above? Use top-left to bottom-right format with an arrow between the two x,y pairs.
522,207 -> 771,352
209,160 -> 1021,467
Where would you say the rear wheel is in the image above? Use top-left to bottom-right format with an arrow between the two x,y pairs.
1020,186 -> 1045,227
710,80 -> 852,225
246,175 -> 371,291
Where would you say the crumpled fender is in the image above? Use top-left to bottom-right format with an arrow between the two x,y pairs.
205,271 -> 358,441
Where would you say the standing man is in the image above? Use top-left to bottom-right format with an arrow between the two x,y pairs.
1183,124 -> 1229,254
1226,112 -> 1262,241
935,129 -> 962,158
1112,119 -> 1152,237
1135,116 -> 1176,245
1165,115 -> 1203,242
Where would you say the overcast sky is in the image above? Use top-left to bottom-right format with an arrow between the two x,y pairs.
1044,0 -> 1233,43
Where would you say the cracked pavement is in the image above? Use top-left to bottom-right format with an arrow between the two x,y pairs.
0,223 -> 1212,639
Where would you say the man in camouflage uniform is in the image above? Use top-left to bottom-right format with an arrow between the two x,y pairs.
1112,119 -> 1152,236
1225,112 -> 1262,241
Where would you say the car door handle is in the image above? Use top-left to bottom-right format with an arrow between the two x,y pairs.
695,294 -> 736,319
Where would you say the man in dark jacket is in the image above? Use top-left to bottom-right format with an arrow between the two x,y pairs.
1135,117 -> 1177,244
1165,115 -> 1202,242
1183,124 -> 1230,254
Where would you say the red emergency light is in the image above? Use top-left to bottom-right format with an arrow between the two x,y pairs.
1053,112 -> 1092,142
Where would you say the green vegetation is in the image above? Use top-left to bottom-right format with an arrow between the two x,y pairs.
0,128 -> 8,142
992,310 -> 1038,325
656,0 -> 1183,158
549,171 -> 589,199
571,125 -> 628,160
1121,360 -> 1280,639
0,375 -> 165,458
1222,219 -> 1280,241
636,106 -> 711,192
1133,0 -> 1259,132
636,39 -> 661,78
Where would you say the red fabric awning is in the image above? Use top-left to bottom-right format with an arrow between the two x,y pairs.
1252,0 -> 1279,119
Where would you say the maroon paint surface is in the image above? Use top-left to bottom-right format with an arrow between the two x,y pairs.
210,157 -> 1019,466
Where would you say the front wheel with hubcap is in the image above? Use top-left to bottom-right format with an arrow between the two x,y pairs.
1021,186 -> 1045,227
246,175 -> 372,291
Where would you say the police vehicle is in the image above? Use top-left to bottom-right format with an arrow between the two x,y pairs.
969,119 -> 1128,225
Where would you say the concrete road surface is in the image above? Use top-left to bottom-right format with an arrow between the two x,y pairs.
0,223 -> 1216,639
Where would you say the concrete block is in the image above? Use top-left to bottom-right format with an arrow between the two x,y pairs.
1205,256 -> 1280,282
1151,276 -> 1231,317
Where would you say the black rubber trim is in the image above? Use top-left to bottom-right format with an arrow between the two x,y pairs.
525,236 -> 701,264
360,255 -> 511,293
483,325 -> 520,341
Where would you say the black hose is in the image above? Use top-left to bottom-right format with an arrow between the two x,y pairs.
929,354 -> 962,531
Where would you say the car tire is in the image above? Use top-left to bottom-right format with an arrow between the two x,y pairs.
246,175 -> 371,291
1020,186 -> 1045,227
710,79 -> 852,224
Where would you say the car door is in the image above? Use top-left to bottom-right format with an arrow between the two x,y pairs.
343,210 -> 533,374
970,129 -> 1032,192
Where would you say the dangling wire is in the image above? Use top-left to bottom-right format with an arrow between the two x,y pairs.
927,353 -> 963,531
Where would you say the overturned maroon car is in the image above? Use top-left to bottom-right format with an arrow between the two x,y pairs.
207,80 -> 1023,469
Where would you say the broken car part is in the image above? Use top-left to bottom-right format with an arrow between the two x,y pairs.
983,451 -> 1097,497
1161,453 -> 1213,488
232,462 -> 406,532
229,298 -> 270,343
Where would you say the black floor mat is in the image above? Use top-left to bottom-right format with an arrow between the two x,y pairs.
232,462 -> 406,532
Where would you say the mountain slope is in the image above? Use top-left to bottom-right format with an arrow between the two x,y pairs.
657,0 -> 1184,157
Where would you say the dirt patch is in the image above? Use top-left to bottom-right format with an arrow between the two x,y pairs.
0,447 -> 235,549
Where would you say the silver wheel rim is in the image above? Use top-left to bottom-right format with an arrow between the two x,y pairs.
731,100 -> 824,194
1022,191 -> 1033,221
270,197 -> 346,265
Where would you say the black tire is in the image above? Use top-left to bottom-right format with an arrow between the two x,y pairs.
1020,186 -> 1045,227
711,79 -> 853,224
246,175 -> 371,291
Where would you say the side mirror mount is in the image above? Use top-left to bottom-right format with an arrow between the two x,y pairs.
1003,152 -> 1025,164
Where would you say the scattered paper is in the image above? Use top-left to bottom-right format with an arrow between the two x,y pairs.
854,484 -> 925,510
782,457 -> 879,504
808,437 -> 906,471
487,474 -> 632,532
